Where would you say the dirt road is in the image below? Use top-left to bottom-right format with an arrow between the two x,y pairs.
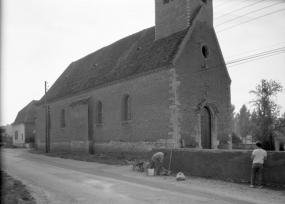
1,148 -> 284,204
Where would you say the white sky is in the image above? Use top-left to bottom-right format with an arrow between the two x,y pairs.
1,0 -> 285,125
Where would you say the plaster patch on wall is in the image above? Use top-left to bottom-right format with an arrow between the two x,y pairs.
168,68 -> 182,148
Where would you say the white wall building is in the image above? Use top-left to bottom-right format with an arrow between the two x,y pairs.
12,100 -> 38,147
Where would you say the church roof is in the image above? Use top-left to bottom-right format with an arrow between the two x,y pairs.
37,26 -> 188,104
12,100 -> 38,125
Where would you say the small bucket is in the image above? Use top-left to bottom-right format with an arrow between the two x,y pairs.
148,168 -> 154,176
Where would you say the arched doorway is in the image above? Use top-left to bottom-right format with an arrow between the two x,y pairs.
201,106 -> 211,149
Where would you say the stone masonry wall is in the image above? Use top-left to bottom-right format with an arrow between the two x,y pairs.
155,0 -> 189,40
155,0 -> 211,40
174,20 -> 231,148
36,69 -> 174,152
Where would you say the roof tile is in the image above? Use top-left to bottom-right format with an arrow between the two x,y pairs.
12,100 -> 38,125
38,26 -> 188,104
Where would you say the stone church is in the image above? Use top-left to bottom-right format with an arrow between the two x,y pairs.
35,0 -> 231,154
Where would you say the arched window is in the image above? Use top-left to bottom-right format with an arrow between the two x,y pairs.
15,131 -> 18,140
60,109 -> 66,128
96,101 -> 103,124
123,95 -> 131,121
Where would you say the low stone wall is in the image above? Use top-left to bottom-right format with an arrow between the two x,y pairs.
152,148 -> 285,185
233,143 -> 256,150
94,145 -> 285,185
36,141 -> 91,153
36,140 -> 285,185
94,141 -> 176,154
94,141 -> 170,152
94,141 -> 170,160
71,141 -> 93,154
50,142 -> 71,153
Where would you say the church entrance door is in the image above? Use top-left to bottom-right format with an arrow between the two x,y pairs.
201,106 -> 211,149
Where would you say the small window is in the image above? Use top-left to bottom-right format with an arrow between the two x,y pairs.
15,131 -> 18,140
60,109 -> 66,128
21,134 -> 23,140
202,45 -> 210,59
96,101 -> 103,124
122,95 -> 131,121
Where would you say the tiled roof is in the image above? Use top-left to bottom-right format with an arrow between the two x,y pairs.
12,100 -> 38,125
38,26 -> 188,104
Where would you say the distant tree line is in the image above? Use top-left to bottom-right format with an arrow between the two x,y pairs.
230,79 -> 284,151
0,127 -> 13,147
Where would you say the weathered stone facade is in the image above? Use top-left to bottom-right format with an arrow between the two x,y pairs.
174,19 -> 231,149
35,0 -> 231,153
36,70 -> 175,153
155,0 -> 213,40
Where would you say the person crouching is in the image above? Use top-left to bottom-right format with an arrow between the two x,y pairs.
150,152 -> 166,175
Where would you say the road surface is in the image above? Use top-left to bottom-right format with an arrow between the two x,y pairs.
1,148 -> 284,204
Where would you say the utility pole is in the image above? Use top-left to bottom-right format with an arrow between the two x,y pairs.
48,105 -> 50,153
45,81 -> 49,153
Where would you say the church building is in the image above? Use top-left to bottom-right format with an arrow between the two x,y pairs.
35,0 -> 231,153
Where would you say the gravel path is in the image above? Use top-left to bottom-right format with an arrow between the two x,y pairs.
103,164 -> 285,204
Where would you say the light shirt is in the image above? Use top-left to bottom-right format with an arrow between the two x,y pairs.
153,152 -> 164,162
252,148 -> 267,164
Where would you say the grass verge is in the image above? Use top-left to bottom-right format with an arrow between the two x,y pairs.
1,170 -> 36,204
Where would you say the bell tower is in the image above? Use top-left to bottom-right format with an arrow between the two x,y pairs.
155,0 -> 213,40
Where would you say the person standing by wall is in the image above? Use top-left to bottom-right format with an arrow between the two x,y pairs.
250,142 -> 267,188
150,152 -> 166,175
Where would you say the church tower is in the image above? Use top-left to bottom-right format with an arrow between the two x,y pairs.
155,0 -> 213,40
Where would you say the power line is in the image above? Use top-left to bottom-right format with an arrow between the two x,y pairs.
214,0 -> 235,9
216,9 -> 285,33
190,47 -> 284,75
105,48 -> 285,94
227,50 -> 285,66
224,47 -> 285,64
204,48 -> 285,71
225,42 -> 285,59
187,48 -> 285,77
174,47 -> 285,80
215,0 -> 247,14
215,1 -> 285,27
171,48 -> 285,81
227,51 -> 285,67
215,0 -> 266,20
